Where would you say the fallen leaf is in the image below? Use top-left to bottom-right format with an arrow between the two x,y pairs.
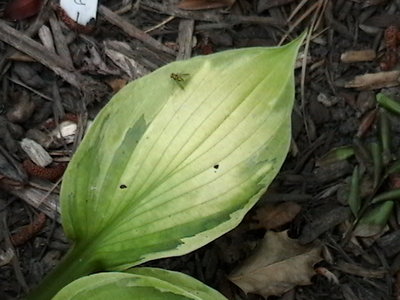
229,231 -> 322,299
177,0 -> 235,10
252,202 -> 301,230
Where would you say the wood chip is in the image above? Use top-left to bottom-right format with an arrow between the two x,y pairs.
177,19 -> 195,60
1,183 -> 61,223
98,5 -> 176,56
49,11 -> 74,69
341,49 -> 376,63
38,25 -> 56,53
376,230 -> 400,257
20,138 -> 53,167
345,71 -> 400,90
299,206 -> 350,244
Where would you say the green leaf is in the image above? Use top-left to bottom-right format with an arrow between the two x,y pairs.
348,166 -> 361,217
316,145 -> 354,167
371,189 -> 400,204
353,201 -> 394,237
27,35 -> 305,300
376,93 -> 400,115
53,267 -> 227,300
61,36 -> 304,270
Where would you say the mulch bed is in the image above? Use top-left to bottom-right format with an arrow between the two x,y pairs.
1,0 -> 400,299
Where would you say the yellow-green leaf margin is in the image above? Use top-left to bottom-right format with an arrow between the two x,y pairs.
53,267 -> 227,300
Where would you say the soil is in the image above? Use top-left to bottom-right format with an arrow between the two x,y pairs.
1,0 -> 400,299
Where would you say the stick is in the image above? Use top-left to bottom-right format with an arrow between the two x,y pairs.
98,5 -> 176,56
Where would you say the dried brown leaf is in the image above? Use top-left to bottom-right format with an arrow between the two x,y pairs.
177,0 -> 235,10
229,231 -> 322,298
252,202 -> 301,230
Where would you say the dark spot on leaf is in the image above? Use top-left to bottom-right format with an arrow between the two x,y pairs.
120,184 -> 127,189
213,164 -> 219,169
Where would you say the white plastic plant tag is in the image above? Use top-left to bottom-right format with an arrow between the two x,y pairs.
59,0 -> 98,26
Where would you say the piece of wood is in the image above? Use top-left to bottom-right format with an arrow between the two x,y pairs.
0,0 -> 51,72
0,20 -> 109,102
38,25 -> 56,52
377,230 -> 400,257
141,1 -> 285,26
98,5 -> 176,56
176,19 -> 194,60
345,71 -> 400,90
49,11 -> 74,69
2,183 -> 61,223
340,49 -> 376,63
0,20 -> 70,70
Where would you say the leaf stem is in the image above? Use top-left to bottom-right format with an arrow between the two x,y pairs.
25,243 -> 98,300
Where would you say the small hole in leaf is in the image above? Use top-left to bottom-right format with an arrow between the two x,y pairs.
120,184 -> 127,189
213,164 -> 219,169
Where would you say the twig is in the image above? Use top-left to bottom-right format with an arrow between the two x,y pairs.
297,0 -> 327,143
279,0 -> 322,45
288,0 -> 310,22
98,5 -> 176,56
7,77 -> 53,102
145,15 -> 176,33
141,1 -> 285,26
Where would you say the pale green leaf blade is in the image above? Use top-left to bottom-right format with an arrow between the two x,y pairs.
61,36 -> 304,269
53,268 -> 227,300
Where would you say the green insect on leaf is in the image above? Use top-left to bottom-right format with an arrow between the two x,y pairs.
170,72 -> 190,89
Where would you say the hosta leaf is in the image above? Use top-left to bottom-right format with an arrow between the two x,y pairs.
60,36 -> 304,271
28,36 -> 305,300
53,267 -> 227,300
